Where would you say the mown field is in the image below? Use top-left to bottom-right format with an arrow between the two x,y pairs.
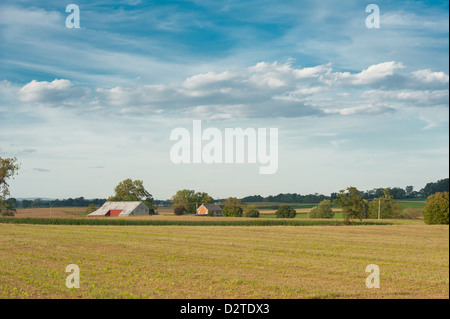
0,221 -> 448,299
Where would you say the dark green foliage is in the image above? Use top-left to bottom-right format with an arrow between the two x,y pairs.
244,207 -> 260,218
334,187 -> 367,221
367,189 -> 402,219
309,200 -> 334,219
420,179 -> 449,197
423,192 -> 449,225
174,205 -> 188,215
275,205 -> 296,218
0,199 -> 16,217
222,205 -> 243,217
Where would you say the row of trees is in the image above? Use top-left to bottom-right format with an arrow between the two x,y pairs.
242,178 -> 449,203
332,187 -> 448,224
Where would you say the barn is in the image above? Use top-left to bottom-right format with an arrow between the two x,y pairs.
88,201 -> 150,217
196,203 -> 223,216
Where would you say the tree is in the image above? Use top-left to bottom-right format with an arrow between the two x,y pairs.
420,178 -> 449,197
222,205 -> 243,217
422,192 -> 449,225
309,199 -> 334,218
367,189 -> 402,219
405,186 -> 414,198
0,157 -> 20,199
224,197 -> 243,207
222,196 -> 245,217
275,205 -> 296,218
170,189 -> 213,214
334,187 -> 367,222
0,157 -> 20,217
108,179 -> 156,212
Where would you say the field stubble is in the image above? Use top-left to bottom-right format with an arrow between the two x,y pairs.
0,222 -> 447,299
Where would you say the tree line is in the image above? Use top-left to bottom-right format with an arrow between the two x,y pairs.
3,177 -> 449,210
243,178 -> 449,203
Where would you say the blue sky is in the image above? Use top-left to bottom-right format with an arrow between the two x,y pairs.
0,0 -> 448,200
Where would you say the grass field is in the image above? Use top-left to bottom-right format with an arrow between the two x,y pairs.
0,222 -> 447,299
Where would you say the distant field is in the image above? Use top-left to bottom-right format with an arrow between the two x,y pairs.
396,201 -> 426,211
14,207 -> 89,218
0,223 -> 447,299
13,201 -> 421,220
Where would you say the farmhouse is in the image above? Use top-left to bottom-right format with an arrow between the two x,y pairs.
88,201 -> 150,217
196,203 -> 223,216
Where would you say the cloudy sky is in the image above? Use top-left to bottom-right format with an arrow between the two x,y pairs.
0,0 -> 448,200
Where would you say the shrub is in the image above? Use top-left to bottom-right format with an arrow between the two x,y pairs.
399,207 -> 422,219
423,192 -> 449,225
309,200 -> 334,218
174,205 -> 188,215
276,205 -> 296,218
245,208 -> 260,218
222,205 -> 243,217
0,200 -> 16,217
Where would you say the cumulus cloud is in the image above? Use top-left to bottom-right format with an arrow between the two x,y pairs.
18,79 -> 88,105
352,61 -> 405,85
11,61 -> 449,118
410,69 -> 449,86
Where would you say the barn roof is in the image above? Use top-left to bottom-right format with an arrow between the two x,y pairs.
88,201 -> 147,216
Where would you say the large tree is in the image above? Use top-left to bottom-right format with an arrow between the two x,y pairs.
334,187 -> 367,221
367,189 -> 402,219
0,157 -> 20,199
222,197 -> 245,217
423,192 -> 449,225
108,179 -> 156,213
170,189 -> 213,214
0,157 -> 20,216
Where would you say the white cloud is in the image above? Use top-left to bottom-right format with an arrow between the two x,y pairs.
411,69 -> 449,84
18,79 -> 88,105
9,61 -> 449,120
352,61 -> 405,85
362,89 -> 449,107
324,104 -> 395,116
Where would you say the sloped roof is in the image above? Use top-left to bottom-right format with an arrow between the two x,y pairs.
88,201 -> 148,216
202,204 -> 222,211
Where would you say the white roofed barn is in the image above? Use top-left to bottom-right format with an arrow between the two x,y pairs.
88,201 -> 150,217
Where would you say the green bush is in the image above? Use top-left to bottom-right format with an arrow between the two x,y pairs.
244,208 -> 260,218
174,205 -> 188,215
0,200 -> 15,217
423,192 -> 449,225
275,205 -> 296,218
222,205 -> 243,217
309,200 -> 334,218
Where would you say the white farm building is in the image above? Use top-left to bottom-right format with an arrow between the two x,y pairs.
88,201 -> 150,217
